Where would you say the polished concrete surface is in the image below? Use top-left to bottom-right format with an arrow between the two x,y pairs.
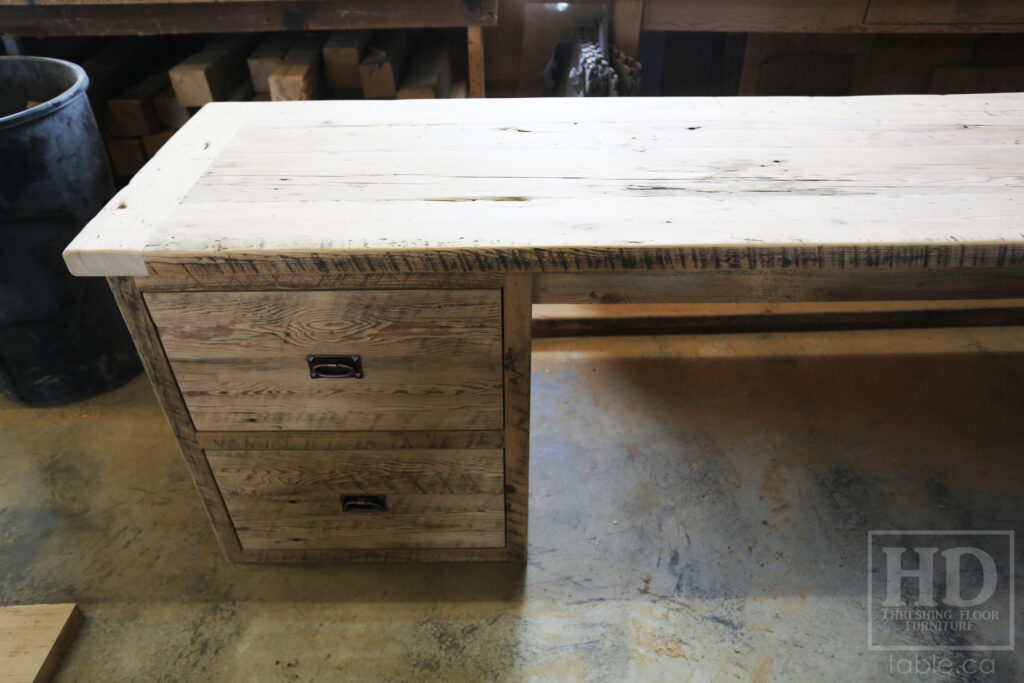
2,328 -> 1022,681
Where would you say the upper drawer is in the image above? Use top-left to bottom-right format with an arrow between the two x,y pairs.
865,0 -> 1024,25
145,289 -> 504,431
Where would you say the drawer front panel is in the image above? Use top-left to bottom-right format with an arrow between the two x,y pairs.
208,449 -> 506,550
145,289 -> 504,431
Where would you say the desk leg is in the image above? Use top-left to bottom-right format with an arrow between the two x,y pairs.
503,273 -> 531,560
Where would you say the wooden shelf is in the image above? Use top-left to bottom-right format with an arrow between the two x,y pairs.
0,0 -> 496,37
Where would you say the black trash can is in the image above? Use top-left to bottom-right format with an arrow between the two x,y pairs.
0,56 -> 140,405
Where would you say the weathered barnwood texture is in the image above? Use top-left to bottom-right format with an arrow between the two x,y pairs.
66,96 -> 1024,289
502,273 -> 531,560
107,276 -> 246,562
144,289 -> 504,431
640,0 -> 1024,33
0,0 -> 497,37
209,448 -> 506,550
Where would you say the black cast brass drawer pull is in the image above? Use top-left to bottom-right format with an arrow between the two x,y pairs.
307,355 -> 363,379
340,494 -> 387,513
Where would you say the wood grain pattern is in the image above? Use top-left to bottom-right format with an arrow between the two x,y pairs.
144,289 -> 504,431
0,604 -> 82,683
467,25 -> 485,98
197,430 -> 504,451
642,0 -> 1024,32
865,0 -> 1024,25
532,301 -> 1024,337
612,0 -> 644,58
107,277 -> 245,561
268,33 -> 325,101
209,449 -> 505,550
323,30 -> 371,89
106,72 -> 167,137
247,32 -> 293,93
359,30 -> 409,99
64,96 -> 1024,278
0,0 -> 498,38
502,273 -> 531,560
169,35 -> 257,107
532,268 -> 1024,305
642,0 -> 870,32
135,270 -> 507,291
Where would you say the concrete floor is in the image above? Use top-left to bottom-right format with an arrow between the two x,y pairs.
2,328 -> 1022,681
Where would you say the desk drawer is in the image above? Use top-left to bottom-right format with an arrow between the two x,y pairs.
208,448 -> 506,550
145,289 -> 504,431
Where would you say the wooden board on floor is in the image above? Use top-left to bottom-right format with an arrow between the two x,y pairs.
0,604 -> 83,683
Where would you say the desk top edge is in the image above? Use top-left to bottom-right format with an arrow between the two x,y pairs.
64,95 -> 1024,278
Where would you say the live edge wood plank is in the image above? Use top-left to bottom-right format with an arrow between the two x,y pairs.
107,276 -> 244,562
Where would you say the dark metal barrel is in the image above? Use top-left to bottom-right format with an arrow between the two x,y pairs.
0,56 -> 139,405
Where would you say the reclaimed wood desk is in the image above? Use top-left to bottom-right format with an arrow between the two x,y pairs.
64,95 -> 1024,562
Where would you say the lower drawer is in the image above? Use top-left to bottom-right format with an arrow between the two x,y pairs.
207,448 -> 506,551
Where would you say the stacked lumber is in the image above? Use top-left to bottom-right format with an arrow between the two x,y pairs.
97,29 -> 469,181
103,69 -> 191,178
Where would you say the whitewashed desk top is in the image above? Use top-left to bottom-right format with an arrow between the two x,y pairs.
64,95 -> 1024,277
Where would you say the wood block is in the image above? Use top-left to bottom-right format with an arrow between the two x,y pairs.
449,80 -> 468,98
323,30 -> 371,89
106,137 -> 146,177
0,604 -> 83,683
151,84 -> 189,129
269,34 -> 326,101
397,38 -> 452,99
247,32 -> 294,93
142,129 -> 175,158
105,71 -> 167,137
169,34 -> 259,107
359,30 -> 410,99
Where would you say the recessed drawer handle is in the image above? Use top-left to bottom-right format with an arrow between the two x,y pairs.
307,355 -> 363,379
340,494 -> 387,513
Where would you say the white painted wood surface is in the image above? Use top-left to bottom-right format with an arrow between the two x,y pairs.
64,95 -> 1024,277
